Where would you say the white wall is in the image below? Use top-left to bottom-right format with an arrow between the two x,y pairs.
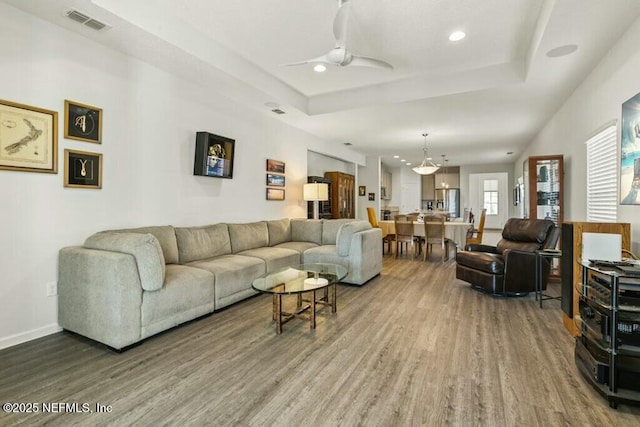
0,4 -> 363,348
357,155 -> 381,221
307,151 -> 356,178
515,15 -> 640,252
460,163 -> 514,216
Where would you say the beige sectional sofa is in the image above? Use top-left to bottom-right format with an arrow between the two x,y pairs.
58,218 -> 382,350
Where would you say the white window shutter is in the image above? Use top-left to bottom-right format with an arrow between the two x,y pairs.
586,125 -> 617,222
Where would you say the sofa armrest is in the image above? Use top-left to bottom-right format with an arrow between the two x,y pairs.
85,231 -> 165,291
58,246 -> 143,350
344,228 -> 382,284
465,243 -> 498,253
336,221 -> 372,256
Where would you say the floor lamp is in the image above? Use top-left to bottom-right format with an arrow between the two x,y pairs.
303,183 -> 329,220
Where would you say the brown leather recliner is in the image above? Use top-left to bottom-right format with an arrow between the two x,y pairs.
455,218 -> 559,295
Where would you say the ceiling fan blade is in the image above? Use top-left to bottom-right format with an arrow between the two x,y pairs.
348,55 -> 394,70
281,54 -> 332,67
333,0 -> 351,48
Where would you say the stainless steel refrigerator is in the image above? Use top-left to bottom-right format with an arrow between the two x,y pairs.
435,188 -> 460,218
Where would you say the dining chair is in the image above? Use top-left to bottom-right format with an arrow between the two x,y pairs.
466,208 -> 487,246
367,207 -> 394,254
422,214 -> 451,262
393,214 -> 417,259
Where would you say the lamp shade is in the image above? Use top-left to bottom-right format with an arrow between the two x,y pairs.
303,183 -> 329,201
413,133 -> 440,175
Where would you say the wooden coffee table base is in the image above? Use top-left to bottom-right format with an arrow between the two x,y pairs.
272,285 -> 337,334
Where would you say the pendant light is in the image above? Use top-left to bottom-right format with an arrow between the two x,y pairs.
440,155 -> 449,188
412,133 -> 440,175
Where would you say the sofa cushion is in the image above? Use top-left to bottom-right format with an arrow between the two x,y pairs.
114,226 -> 179,264
336,221 -> 372,256
267,218 -> 291,246
141,264 -> 215,329
456,251 -> 504,275
175,224 -> 231,264
85,232 -> 165,291
238,247 -> 300,273
322,219 -> 354,245
274,241 -> 319,254
291,219 -> 322,245
228,222 -> 269,253
186,254 -> 265,302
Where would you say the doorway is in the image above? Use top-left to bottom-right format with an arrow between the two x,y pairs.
469,172 -> 509,229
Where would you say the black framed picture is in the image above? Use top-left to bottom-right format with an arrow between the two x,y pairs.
64,100 -> 102,144
266,188 -> 285,201
194,131 -> 235,179
266,173 -> 285,187
368,193 -> 375,201
359,186 -> 366,196
64,149 -> 102,189
266,159 -> 285,174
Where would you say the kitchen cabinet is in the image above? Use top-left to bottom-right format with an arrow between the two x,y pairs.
435,167 -> 460,189
421,174 -> 435,199
325,171 -> 355,218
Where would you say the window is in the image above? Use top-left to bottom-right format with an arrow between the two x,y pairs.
586,124 -> 617,222
483,179 -> 498,215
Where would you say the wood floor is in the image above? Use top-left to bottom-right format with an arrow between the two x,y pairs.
2,254 -> 640,426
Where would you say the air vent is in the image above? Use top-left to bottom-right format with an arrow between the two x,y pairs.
65,9 -> 111,31
271,109 -> 286,115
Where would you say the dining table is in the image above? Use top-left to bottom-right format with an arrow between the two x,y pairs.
377,219 -> 472,249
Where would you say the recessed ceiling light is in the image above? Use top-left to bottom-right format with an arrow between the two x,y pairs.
546,44 -> 578,58
506,151 -> 514,155
401,159 -> 406,162
313,64 -> 327,72
393,155 -> 399,159
344,142 -> 352,146
449,31 -> 466,42
406,163 -> 412,166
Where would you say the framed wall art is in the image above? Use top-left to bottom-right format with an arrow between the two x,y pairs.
266,159 -> 285,174
266,173 -> 285,187
359,186 -> 366,196
0,99 -> 58,173
368,193 -> 375,201
64,100 -> 102,144
621,91 -> 640,204
64,149 -> 102,189
193,131 -> 235,179
266,188 -> 285,201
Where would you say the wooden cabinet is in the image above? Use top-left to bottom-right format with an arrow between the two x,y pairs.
421,174 -> 435,199
524,155 -> 564,226
325,171 -> 355,219
560,221 -> 630,336
435,167 -> 460,189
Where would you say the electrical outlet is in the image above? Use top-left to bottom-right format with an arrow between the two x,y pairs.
46,281 -> 58,297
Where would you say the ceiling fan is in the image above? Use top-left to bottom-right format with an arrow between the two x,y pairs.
284,0 -> 393,70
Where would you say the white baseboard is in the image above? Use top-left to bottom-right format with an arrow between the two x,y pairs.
0,323 -> 62,350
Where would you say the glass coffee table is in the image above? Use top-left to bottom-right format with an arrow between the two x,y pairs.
252,263 -> 347,334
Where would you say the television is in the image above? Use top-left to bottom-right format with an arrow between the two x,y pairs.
193,131 -> 235,178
